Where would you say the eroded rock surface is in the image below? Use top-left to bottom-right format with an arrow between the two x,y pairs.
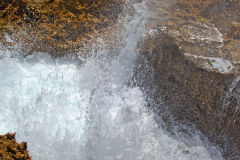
135,0 -> 240,159
0,133 -> 31,160
145,0 -> 240,74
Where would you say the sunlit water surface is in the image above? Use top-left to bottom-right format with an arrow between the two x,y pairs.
0,2 -> 224,160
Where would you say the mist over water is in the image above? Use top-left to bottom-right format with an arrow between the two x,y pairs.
0,1 -> 224,160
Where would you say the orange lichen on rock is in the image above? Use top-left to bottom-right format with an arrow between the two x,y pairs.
0,0 -> 125,56
0,133 -> 31,160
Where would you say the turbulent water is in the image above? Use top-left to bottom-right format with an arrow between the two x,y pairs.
0,1 -> 224,160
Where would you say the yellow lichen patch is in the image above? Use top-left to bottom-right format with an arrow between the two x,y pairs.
0,0 -> 125,56
0,133 -> 31,160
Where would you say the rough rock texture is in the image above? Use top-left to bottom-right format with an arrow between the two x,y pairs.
0,0 -> 124,56
0,133 -> 31,160
135,0 -> 240,159
146,0 -> 240,74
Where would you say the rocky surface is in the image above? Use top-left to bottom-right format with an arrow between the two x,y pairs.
1,0 -> 240,159
0,133 -> 31,160
135,0 -> 240,159
0,0 -> 125,56
145,0 -> 240,74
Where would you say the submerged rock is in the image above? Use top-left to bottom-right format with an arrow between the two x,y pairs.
0,0 -> 125,56
135,0 -> 240,159
0,133 -> 31,160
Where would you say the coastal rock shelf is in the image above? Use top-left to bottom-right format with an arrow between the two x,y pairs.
135,0 -> 240,159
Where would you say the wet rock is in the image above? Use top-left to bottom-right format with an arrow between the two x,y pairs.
0,0 -> 125,56
145,0 -> 240,74
0,133 -> 31,160
136,0 -> 240,159
136,34 -> 240,159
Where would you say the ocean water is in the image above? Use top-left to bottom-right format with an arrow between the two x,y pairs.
0,1 -> 224,160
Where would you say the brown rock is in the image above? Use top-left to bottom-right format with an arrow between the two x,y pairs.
0,0 -> 125,56
0,133 -> 31,160
136,34 -> 239,159
136,0 -> 240,159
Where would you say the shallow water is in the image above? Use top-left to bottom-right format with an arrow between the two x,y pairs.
0,1 -> 224,160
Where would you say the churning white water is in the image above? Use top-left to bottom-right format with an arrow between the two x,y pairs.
0,2 -> 224,160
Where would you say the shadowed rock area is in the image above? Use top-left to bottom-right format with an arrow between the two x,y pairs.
0,133 -> 31,160
135,0 -> 240,159
0,0 -> 124,56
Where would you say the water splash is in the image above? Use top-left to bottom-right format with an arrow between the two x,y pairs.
223,76 -> 240,120
0,1 -> 224,160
